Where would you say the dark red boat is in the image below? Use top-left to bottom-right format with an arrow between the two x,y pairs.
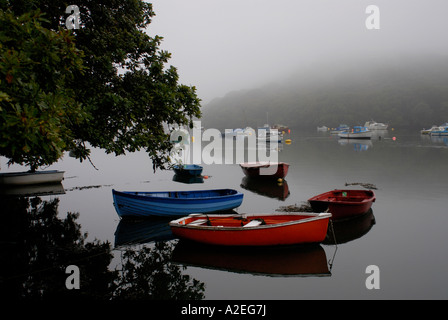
308,189 -> 375,219
239,162 -> 289,179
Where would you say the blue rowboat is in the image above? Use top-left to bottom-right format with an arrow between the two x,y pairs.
173,164 -> 203,176
112,189 -> 244,218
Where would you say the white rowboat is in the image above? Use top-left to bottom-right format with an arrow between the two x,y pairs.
0,170 -> 65,185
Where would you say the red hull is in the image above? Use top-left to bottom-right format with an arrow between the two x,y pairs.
170,212 -> 331,246
239,162 -> 289,179
308,189 -> 375,219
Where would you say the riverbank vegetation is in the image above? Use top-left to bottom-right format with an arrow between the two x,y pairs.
202,56 -> 448,131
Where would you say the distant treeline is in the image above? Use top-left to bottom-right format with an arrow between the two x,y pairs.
201,56 -> 448,131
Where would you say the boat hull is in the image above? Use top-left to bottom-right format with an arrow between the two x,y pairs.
170,212 -> 331,246
112,189 -> 243,218
173,164 -> 203,176
308,189 -> 375,219
338,126 -> 372,139
429,130 -> 448,136
338,132 -> 372,139
240,162 -> 289,179
0,170 -> 64,185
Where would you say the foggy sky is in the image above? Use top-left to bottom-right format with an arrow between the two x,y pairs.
147,0 -> 448,103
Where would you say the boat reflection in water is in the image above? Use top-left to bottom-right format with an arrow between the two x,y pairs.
0,182 -> 65,197
324,209 -> 376,245
114,218 -> 175,248
1,195 -> 206,300
240,176 -> 290,201
338,139 -> 372,151
429,135 -> 448,146
171,240 -> 331,277
0,195 -> 117,300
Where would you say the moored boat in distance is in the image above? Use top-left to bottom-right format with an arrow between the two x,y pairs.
169,212 -> 332,246
0,170 -> 64,185
112,189 -> 243,218
429,124 -> 448,136
308,189 -> 376,219
330,124 -> 349,134
173,164 -> 203,176
364,120 -> 388,130
271,124 -> 290,134
421,125 -> 440,135
239,162 -> 289,179
317,126 -> 328,132
338,126 -> 372,139
257,126 -> 283,143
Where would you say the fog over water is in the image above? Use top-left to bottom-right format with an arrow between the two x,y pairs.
147,0 -> 448,103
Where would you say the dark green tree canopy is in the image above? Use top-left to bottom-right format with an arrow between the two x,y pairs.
1,1 -> 201,170
0,9 -> 87,170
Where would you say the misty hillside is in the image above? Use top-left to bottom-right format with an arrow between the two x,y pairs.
201,56 -> 448,131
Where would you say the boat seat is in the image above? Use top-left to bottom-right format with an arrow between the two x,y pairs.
187,219 -> 207,226
243,220 -> 263,227
334,196 -> 364,202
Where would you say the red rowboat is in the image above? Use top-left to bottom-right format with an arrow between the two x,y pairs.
239,162 -> 289,179
169,212 -> 331,246
308,189 -> 375,219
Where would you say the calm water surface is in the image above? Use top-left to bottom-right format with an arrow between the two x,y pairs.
2,129 -> 448,300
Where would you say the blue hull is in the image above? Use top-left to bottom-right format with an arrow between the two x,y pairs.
112,189 -> 243,218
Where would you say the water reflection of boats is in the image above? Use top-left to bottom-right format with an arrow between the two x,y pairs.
114,218 -> 175,247
0,182 -> 65,197
172,173 -> 204,184
256,140 -> 284,153
324,209 -> 376,245
370,129 -> 389,140
240,176 -> 290,200
171,240 -> 331,277
338,139 -> 372,151
257,125 -> 283,143
420,133 -> 448,145
429,135 -> 448,145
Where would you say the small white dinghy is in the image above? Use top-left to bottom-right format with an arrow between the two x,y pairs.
0,170 -> 65,185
